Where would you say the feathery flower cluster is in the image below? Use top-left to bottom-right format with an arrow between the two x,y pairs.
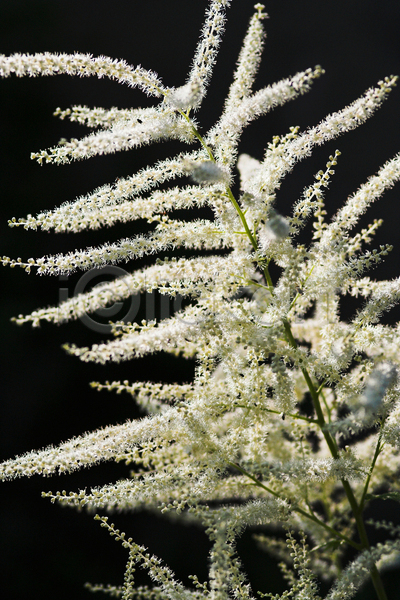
2,2 -> 400,600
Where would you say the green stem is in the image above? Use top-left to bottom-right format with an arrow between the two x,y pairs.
358,427 -> 385,513
294,506 -> 360,551
178,109 -> 215,161
282,317 -> 388,600
180,110 -> 277,298
228,462 -> 360,550
179,106 -> 388,600
370,566 -> 389,600
225,187 -> 258,252
319,387 -> 333,423
288,265 -> 315,311
262,263 -> 274,295
282,320 -> 339,453
178,111 -> 268,272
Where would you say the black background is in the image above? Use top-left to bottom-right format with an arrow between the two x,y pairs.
1,1 -> 400,599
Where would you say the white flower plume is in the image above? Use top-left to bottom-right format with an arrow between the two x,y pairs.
2,2 -> 400,600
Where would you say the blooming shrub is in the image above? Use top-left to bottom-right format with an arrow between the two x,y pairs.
2,2 -> 400,599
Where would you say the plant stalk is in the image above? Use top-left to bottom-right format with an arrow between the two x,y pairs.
183,109 -> 388,600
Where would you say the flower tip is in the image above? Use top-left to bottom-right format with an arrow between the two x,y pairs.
165,78 -> 204,111
254,4 -> 268,18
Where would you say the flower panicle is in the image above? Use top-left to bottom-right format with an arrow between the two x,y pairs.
2,2 -> 400,600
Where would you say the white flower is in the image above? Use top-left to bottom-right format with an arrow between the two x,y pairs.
2,2 -> 400,599
165,78 -> 204,111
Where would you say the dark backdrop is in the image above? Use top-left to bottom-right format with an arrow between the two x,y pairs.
1,1 -> 400,599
